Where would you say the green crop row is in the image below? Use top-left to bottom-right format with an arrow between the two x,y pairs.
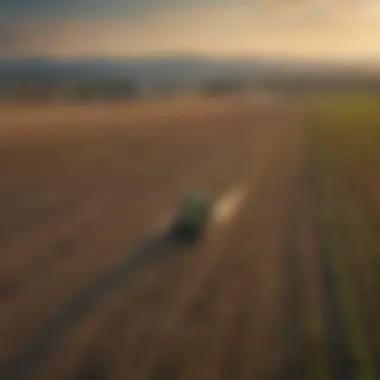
309,94 -> 380,380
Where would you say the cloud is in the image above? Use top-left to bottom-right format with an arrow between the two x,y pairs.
1,2 -> 380,61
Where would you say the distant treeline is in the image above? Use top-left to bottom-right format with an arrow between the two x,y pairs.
0,78 -> 248,103
251,74 -> 380,94
2,75 -> 380,103
0,79 -> 140,103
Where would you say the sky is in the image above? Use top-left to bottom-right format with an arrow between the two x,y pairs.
1,0 -> 380,61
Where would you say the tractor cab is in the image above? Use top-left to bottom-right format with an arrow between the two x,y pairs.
173,191 -> 212,240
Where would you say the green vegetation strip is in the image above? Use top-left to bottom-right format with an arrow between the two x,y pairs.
299,132 -> 331,380
301,290 -> 331,380
310,96 -> 376,380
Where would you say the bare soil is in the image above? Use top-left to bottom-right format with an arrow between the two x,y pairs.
0,96 -> 338,380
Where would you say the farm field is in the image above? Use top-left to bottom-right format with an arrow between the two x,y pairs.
311,95 -> 380,379
0,94 -> 378,380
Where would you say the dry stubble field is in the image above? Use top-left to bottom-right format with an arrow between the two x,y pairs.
0,95 -> 377,380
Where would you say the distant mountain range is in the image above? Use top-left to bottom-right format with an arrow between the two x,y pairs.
0,56 -> 376,88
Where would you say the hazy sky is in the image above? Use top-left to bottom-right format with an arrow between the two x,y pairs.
1,0 -> 380,61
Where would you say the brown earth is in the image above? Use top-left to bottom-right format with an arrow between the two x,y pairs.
0,96 -> 326,380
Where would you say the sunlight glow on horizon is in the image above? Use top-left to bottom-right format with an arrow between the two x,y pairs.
2,2 -> 380,62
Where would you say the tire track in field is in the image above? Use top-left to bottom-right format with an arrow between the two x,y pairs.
316,218 -> 361,380
0,231 -> 196,380
285,132 -> 353,380
279,112 -> 358,380
278,177 -> 305,380
235,119 -> 304,380
333,180 -> 380,376
309,158 -> 356,379
253,117 -> 305,380
297,192 -> 330,380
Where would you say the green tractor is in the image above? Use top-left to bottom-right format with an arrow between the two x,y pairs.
172,191 -> 212,240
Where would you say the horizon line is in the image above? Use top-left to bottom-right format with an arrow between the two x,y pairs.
1,53 -> 379,67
